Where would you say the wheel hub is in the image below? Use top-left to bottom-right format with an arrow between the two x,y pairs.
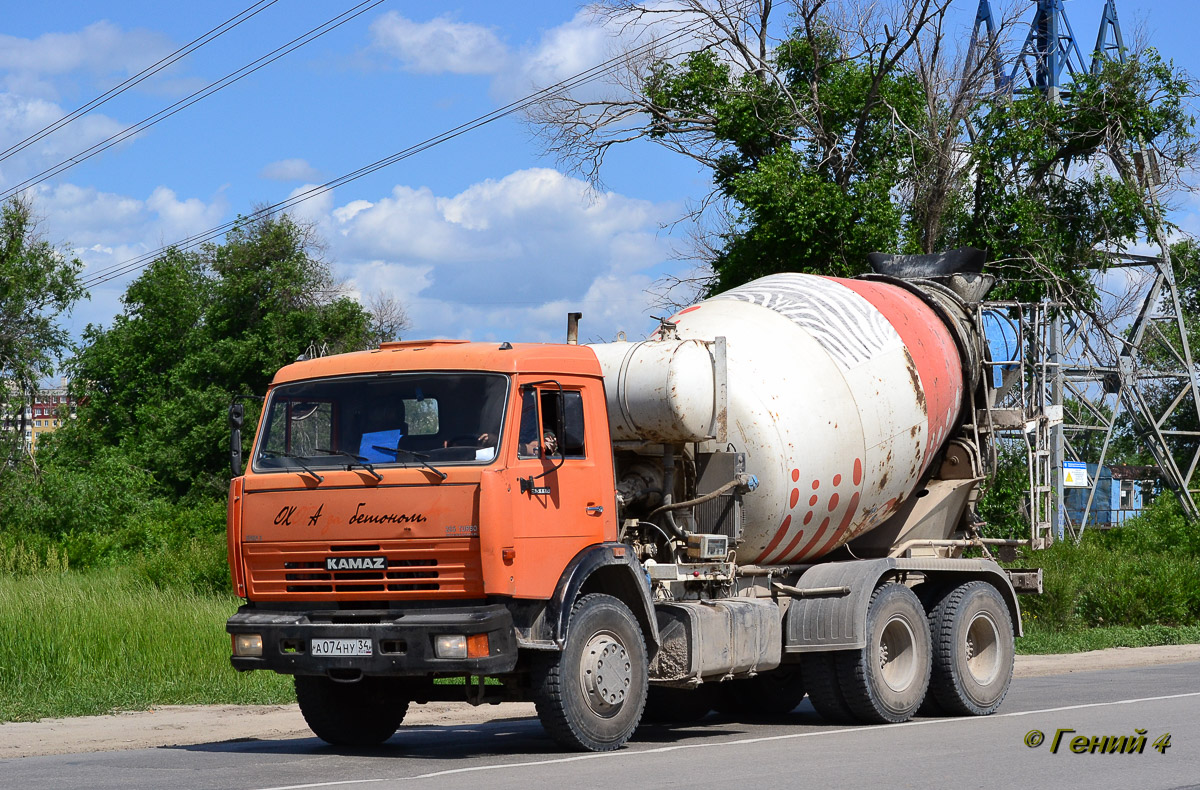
580,631 -> 631,716
878,614 -> 917,692
964,612 -> 1001,685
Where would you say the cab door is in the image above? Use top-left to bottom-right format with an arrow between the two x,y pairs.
480,376 -> 615,599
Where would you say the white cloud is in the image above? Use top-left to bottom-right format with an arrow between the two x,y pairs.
260,158 -> 322,182
0,21 -> 182,193
494,9 -> 613,98
369,12 -> 509,75
0,21 -> 174,97
30,181 -> 226,273
12,182 -> 225,338
0,92 -> 129,191
32,167 -> 682,351
144,186 -> 227,240
364,6 -> 710,111
322,167 -> 679,342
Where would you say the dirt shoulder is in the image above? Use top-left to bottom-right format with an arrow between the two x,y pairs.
4,644 -> 1199,760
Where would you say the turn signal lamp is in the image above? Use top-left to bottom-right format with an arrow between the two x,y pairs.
466,634 -> 489,658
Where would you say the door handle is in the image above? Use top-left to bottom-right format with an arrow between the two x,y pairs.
585,505 -> 604,515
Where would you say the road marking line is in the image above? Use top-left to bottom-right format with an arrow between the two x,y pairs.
252,690 -> 1200,790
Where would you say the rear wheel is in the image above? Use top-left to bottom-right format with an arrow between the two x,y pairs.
802,651 -> 855,724
835,583 -> 932,724
532,593 -> 648,751
714,667 -> 806,718
294,675 -> 409,746
642,685 -> 715,724
926,581 -> 1014,716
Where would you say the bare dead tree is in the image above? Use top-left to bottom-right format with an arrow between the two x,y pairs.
898,1 -> 1026,252
365,291 -> 412,345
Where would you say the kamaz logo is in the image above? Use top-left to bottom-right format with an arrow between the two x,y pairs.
325,556 -> 387,571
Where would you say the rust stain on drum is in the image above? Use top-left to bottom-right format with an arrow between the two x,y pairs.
903,348 -> 926,414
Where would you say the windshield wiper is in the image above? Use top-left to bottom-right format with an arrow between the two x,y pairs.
314,449 -> 383,482
371,445 -> 447,481
260,451 -> 324,483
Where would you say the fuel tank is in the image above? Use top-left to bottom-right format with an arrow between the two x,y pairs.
596,273 -> 970,564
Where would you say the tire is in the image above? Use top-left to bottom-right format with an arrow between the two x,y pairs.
641,685 -> 715,724
531,593 -> 649,751
926,581 -> 1015,716
914,582 -> 949,717
294,675 -> 409,746
714,666 -> 806,718
802,651 -> 855,724
834,583 -> 932,724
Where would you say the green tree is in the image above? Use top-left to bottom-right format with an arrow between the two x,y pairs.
639,35 -> 925,291
54,213 -> 374,499
533,2 -> 1198,306
953,51 -> 1196,305
0,196 -> 84,463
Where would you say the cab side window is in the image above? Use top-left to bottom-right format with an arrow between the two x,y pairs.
517,388 -> 541,459
560,391 -> 585,457
517,386 -> 586,459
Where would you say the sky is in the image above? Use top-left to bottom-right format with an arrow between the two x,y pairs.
2,0 -> 1198,358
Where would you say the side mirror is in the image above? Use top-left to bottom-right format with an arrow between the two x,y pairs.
229,403 -> 245,477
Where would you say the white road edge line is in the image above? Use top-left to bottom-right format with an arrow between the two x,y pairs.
252,691 -> 1200,790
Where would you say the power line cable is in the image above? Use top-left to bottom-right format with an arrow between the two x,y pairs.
79,20 -> 703,290
0,0 -> 281,164
0,0 -> 386,203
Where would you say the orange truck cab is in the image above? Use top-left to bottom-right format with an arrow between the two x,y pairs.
226,340 -> 657,750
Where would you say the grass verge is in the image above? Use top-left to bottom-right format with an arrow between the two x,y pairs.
1016,621 -> 1200,655
0,568 -> 292,722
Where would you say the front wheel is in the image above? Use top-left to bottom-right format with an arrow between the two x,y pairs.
294,675 -> 409,746
532,593 -> 649,751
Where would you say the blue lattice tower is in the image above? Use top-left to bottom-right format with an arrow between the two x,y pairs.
972,0 -> 1128,93
1009,0 -> 1089,97
1092,0 -> 1126,70
968,0 -> 1008,92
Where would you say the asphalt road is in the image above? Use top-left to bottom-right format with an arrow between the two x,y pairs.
5,662 -> 1199,790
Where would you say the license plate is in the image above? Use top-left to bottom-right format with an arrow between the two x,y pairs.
310,638 -> 373,657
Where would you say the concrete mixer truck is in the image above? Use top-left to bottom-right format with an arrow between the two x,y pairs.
225,252 -> 1035,752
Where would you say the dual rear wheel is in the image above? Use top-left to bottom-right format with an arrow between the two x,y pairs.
805,581 -> 1014,724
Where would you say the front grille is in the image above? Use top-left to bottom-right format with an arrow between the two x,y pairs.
244,539 -> 482,601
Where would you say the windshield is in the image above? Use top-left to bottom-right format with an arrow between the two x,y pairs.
253,372 -> 508,472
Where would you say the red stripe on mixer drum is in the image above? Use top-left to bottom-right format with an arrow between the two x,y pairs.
794,516 -> 832,559
811,491 -> 862,558
772,523 -> 814,565
754,515 -> 793,563
834,278 -> 963,471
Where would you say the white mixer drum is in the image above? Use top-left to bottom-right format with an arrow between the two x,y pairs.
662,273 -> 965,563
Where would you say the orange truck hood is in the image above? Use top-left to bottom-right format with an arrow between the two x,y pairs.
236,469 -> 485,602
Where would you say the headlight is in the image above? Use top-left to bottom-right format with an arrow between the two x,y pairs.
434,635 -> 467,659
233,633 -> 263,657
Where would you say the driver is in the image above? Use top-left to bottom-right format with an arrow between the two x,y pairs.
522,429 -> 558,458
476,432 -> 497,462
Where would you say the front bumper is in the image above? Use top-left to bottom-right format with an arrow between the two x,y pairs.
226,603 -> 518,676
